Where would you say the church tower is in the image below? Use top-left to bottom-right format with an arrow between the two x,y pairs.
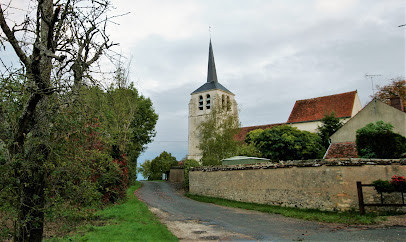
187,40 -> 238,161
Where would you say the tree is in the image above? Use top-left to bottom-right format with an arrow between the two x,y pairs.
317,112 -> 343,149
0,1 -> 119,240
371,79 -> 405,107
245,129 -> 264,144
199,98 -> 240,166
138,160 -> 152,180
149,151 -> 178,180
84,64 -> 158,184
248,125 -> 325,161
356,121 -> 406,158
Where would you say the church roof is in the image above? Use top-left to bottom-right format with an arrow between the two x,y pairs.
287,90 -> 357,123
191,40 -> 233,95
234,123 -> 285,142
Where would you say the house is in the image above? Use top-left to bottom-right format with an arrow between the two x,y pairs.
324,98 -> 406,158
235,90 -> 362,142
286,90 -> 362,133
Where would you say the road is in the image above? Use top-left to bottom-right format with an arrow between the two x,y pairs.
136,181 -> 406,241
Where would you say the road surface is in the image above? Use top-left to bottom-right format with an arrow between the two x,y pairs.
136,181 -> 405,241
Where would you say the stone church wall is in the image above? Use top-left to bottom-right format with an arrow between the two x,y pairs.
189,159 -> 406,212
188,91 -> 238,161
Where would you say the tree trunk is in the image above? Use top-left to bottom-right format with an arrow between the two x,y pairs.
15,145 -> 48,242
13,0 -> 54,240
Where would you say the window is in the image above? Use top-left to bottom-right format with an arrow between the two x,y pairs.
222,95 -> 225,109
206,94 -> 211,109
199,95 -> 203,110
227,96 -> 231,111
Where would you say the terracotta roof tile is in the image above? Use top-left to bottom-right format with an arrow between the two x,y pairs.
234,123 -> 285,143
324,142 -> 358,159
287,91 -> 357,123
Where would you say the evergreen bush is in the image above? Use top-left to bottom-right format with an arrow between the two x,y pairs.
356,121 -> 406,158
248,125 -> 325,161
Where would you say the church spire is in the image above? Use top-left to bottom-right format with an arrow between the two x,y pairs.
191,39 -> 233,94
207,40 -> 218,83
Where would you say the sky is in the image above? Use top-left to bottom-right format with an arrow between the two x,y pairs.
106,0 -> 405,168
2,0 -> 405,176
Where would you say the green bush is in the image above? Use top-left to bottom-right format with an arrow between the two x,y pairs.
356,121 -> 406,158
372,176 -> 406,193
372,180 -> 395,193
236,143 -> 262,157
248,125 -> 325,161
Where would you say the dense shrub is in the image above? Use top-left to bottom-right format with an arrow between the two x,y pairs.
356,121 -> 406,158
372,176 -> 406,193
247,125 -> 325,161
236,143 -> 262,157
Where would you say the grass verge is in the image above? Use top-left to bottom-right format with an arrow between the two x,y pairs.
186,194 -> 384,225
62,182 -> 177,241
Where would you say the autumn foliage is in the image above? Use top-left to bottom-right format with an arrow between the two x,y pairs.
371,79 -> 405,108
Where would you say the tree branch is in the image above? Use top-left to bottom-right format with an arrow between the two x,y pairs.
0,4 -> 29,66
34,42 -> 66,61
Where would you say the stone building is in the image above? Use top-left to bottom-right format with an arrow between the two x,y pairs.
325,98 -> 406,158
187,41 -> 238,161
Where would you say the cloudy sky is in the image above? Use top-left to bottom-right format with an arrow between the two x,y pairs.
2,1 -> 405,173
107,0 -> 405,167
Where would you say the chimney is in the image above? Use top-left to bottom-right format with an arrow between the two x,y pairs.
389,96 -> 404,112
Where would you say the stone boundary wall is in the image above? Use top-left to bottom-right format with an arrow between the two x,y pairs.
189,158 -> 406,211
169,167 -> 185,184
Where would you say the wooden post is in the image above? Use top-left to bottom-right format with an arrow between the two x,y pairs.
357,181 -> 365,215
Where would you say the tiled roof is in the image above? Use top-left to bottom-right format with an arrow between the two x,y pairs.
234,123 -> 285,143
287,91 -> 357,123
324,142 -> 358,159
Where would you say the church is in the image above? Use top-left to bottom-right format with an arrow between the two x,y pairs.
187,40 -> 238,161
187,41 -> 383,161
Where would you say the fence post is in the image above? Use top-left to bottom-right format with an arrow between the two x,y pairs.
357,181 -> 365,215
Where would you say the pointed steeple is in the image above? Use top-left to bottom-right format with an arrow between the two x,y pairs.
207,40 -> 218,83
191,39 -> 233,95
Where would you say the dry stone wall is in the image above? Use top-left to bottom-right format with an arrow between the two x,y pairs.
189,159 -> 406,211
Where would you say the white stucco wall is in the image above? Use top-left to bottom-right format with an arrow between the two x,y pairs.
352,92 -> 362,116
331,100 -> 406,143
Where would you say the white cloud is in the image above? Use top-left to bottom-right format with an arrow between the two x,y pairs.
2,0 -> 404,168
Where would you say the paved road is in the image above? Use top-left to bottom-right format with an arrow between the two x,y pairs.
136,181 -> 406,241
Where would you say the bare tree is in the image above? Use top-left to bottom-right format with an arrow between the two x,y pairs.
0,0 -> 119,240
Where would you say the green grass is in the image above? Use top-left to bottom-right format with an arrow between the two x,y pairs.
186,194 -> 384,225
65,183 -> 177,241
